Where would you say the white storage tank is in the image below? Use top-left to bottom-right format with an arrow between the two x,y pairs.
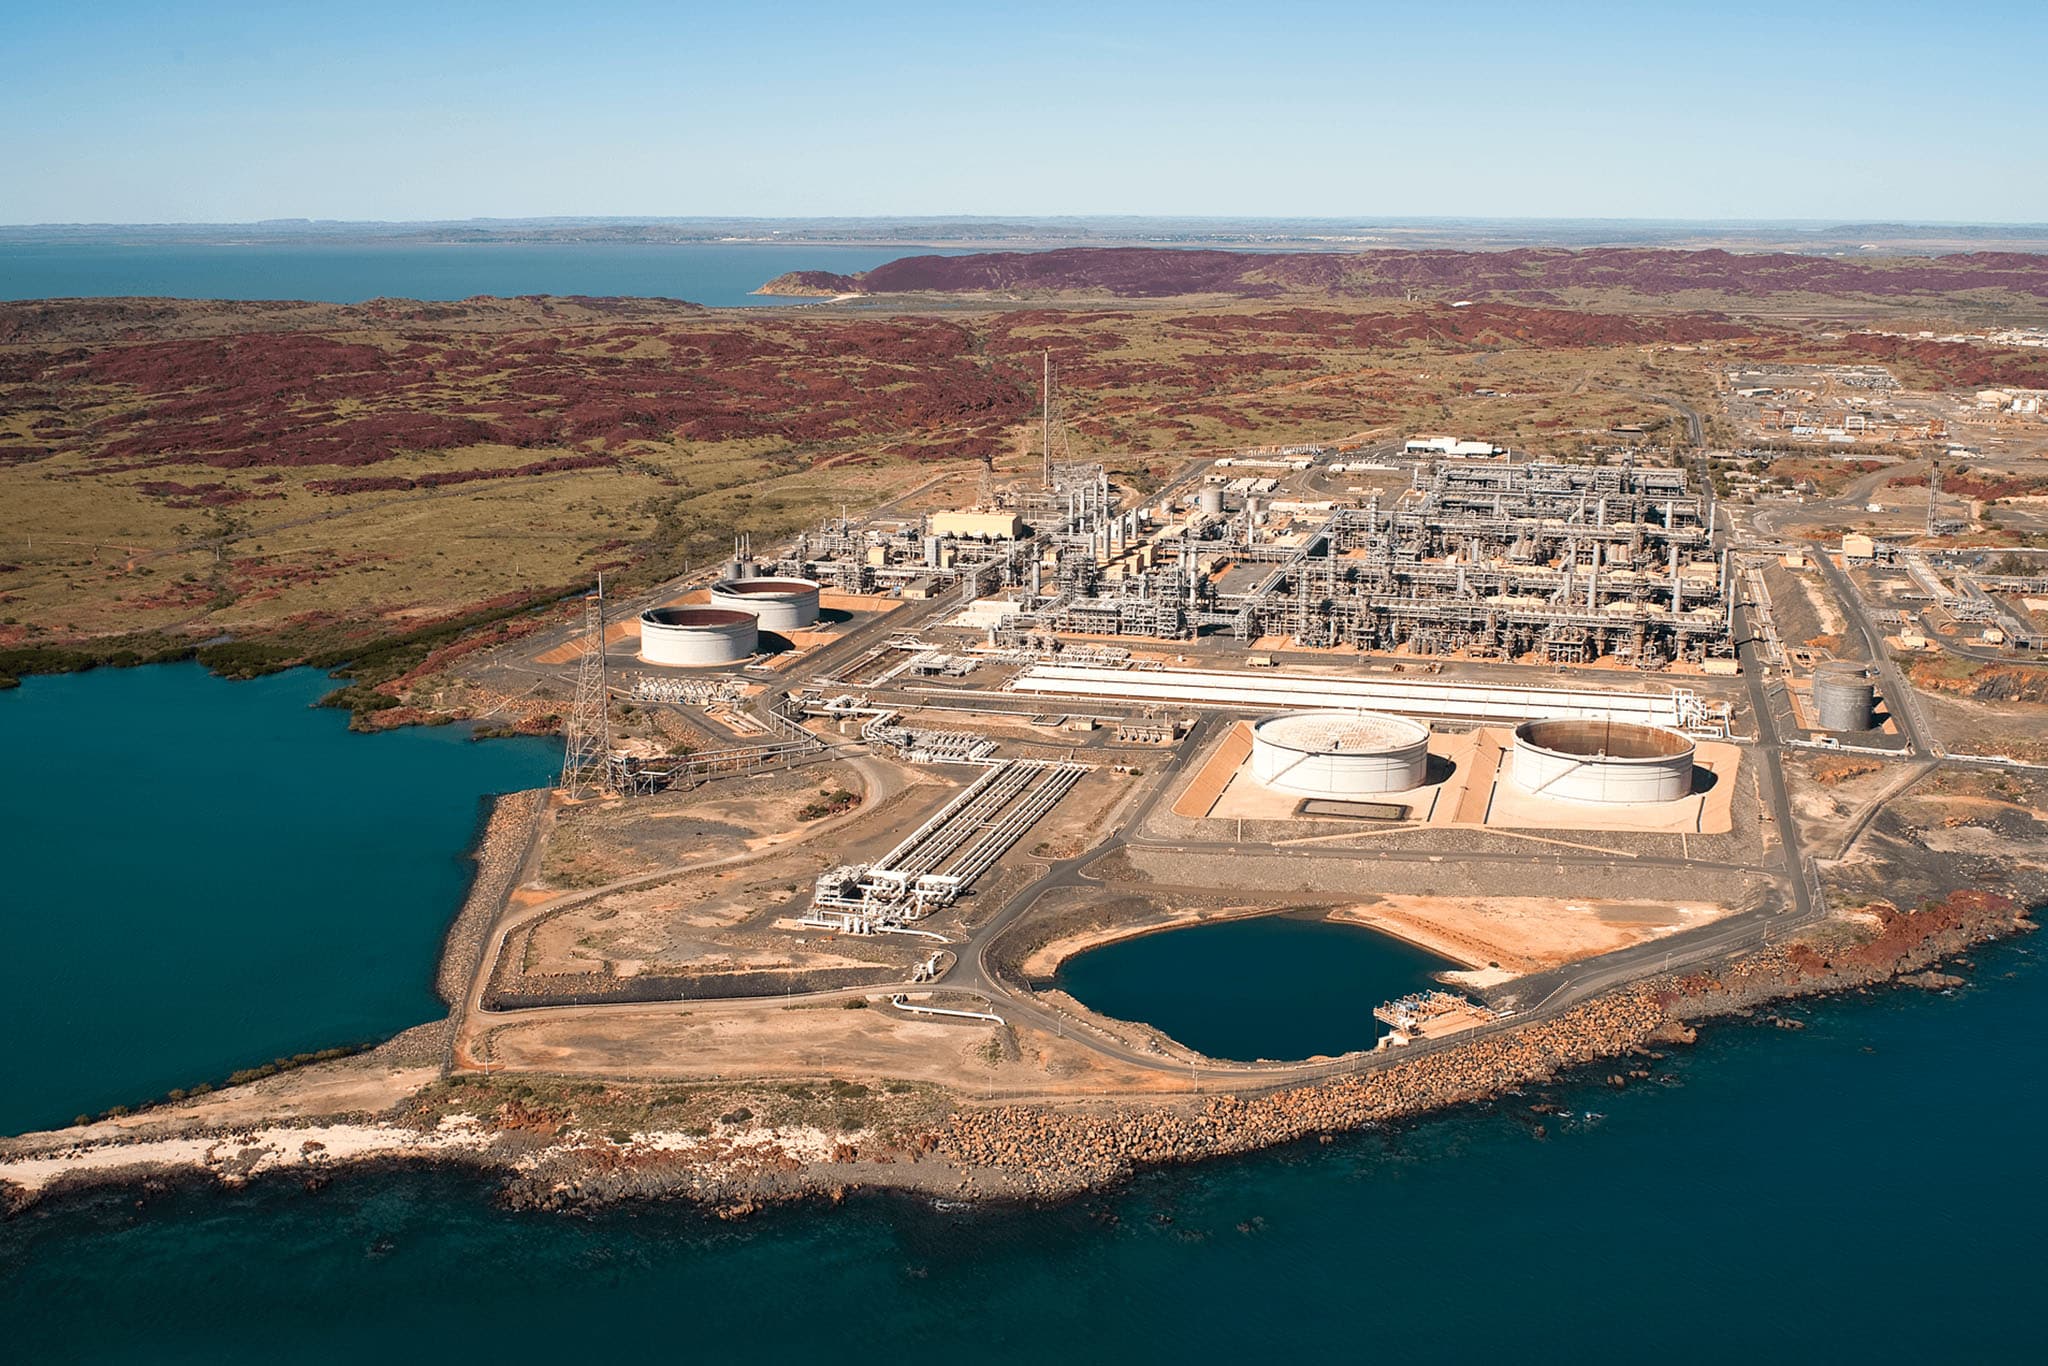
638,606 -> 758,667
1511,718 -> 1694,804
707,576 -> 821,631
1249,710 -> 1432,797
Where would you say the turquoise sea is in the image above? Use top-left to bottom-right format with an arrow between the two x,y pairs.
0,241 -> 957,307
0,665 -> 558,1134
1,666 -> 2042,1361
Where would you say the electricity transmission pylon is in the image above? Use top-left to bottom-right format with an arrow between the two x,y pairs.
560,574 -> 612,795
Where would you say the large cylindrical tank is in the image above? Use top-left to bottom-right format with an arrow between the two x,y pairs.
707,576 -> 821,631
1511,718 -> 1695,804
1812,660 -> 1878,732
1198,487 -> 1227,517
638,606 -> 757,667
1249,710 -> 1432,797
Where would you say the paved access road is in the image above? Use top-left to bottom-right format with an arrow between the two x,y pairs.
1808,544 -> 1937,757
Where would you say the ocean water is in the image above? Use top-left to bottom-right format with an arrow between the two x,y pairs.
3,942 -> 2040,1362
0,664 -> 558,1134
1,665 -> 2041,1360
1053,915 -> 1456,1060
0,241 -> 958,307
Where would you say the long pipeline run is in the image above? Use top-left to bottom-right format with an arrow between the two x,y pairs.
808,757 -> 1089,922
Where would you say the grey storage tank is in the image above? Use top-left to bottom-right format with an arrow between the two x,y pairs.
638,606 -> 758,667
1511,718 -> 1695,805
1812,660 -> 1878,732
707,576 -> 821,631
1198,486 -> 1226,517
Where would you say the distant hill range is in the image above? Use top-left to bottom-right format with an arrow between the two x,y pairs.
759,247 -> 2048,307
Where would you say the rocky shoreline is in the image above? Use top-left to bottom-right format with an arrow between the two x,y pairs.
435,789 -> 547,1008
940,892 -> 2039,1204
3,889 -> 2030,1221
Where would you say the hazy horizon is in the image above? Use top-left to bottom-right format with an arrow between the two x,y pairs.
6,214 -> 2048,231
6,216 -> 2048,263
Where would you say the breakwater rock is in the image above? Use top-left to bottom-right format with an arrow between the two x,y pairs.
1663,889 -> 2033,1021
935,989 -> 1668,1197
435,789 -> 545,1006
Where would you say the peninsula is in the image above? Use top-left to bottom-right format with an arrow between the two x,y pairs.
5,249 -> 2047,1215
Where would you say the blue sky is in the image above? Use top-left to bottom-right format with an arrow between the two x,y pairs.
4,0 -> 2043,224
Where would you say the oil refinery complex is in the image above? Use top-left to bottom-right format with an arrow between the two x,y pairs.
452,399 -> 2046,1080
780,455 -> 1732,669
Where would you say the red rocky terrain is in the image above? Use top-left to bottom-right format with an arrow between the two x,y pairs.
764,246 -> 2048,306
4,313 -> 1036,476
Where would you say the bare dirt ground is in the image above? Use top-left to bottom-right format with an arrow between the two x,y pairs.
1915,682 -> 2048,764
474,1001 -> 1195,1099
1783,751 -> 1926,857
1872,770 -> 2048,878
28,1061 -> 445,1144
1760,557 -> 1843,650
539,766 -> 866,889
521,876 -> 886,979
1025,766 -> 1145,859
1171,722 -> 1252,818
492,756 -> 963,998
1327,894 -> 1731,982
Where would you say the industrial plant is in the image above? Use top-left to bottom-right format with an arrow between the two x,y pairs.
448,336 -> 2048,1106
766,452 -> 1733,671
510,403 -> 1782,984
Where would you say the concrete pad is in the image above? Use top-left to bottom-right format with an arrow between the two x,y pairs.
1171,719 -> 1735,837
1479,728 -> 1739,835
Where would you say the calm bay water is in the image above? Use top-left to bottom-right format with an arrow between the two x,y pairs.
1054,915 -> 1456,1060
0,241 -> 958,307
0,664 -> 558,1134
1,665 -> 2042,1361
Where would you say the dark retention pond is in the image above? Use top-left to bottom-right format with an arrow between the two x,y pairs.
1052,914 -> 1456,1061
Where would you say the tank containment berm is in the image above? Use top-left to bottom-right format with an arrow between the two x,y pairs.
1509,718 -> 1695,804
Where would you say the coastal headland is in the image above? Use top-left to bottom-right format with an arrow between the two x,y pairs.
0,883 -> 2029,1216
7,247 -> 2048,1217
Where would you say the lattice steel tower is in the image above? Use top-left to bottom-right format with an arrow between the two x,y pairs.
559,574 -> 612,794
